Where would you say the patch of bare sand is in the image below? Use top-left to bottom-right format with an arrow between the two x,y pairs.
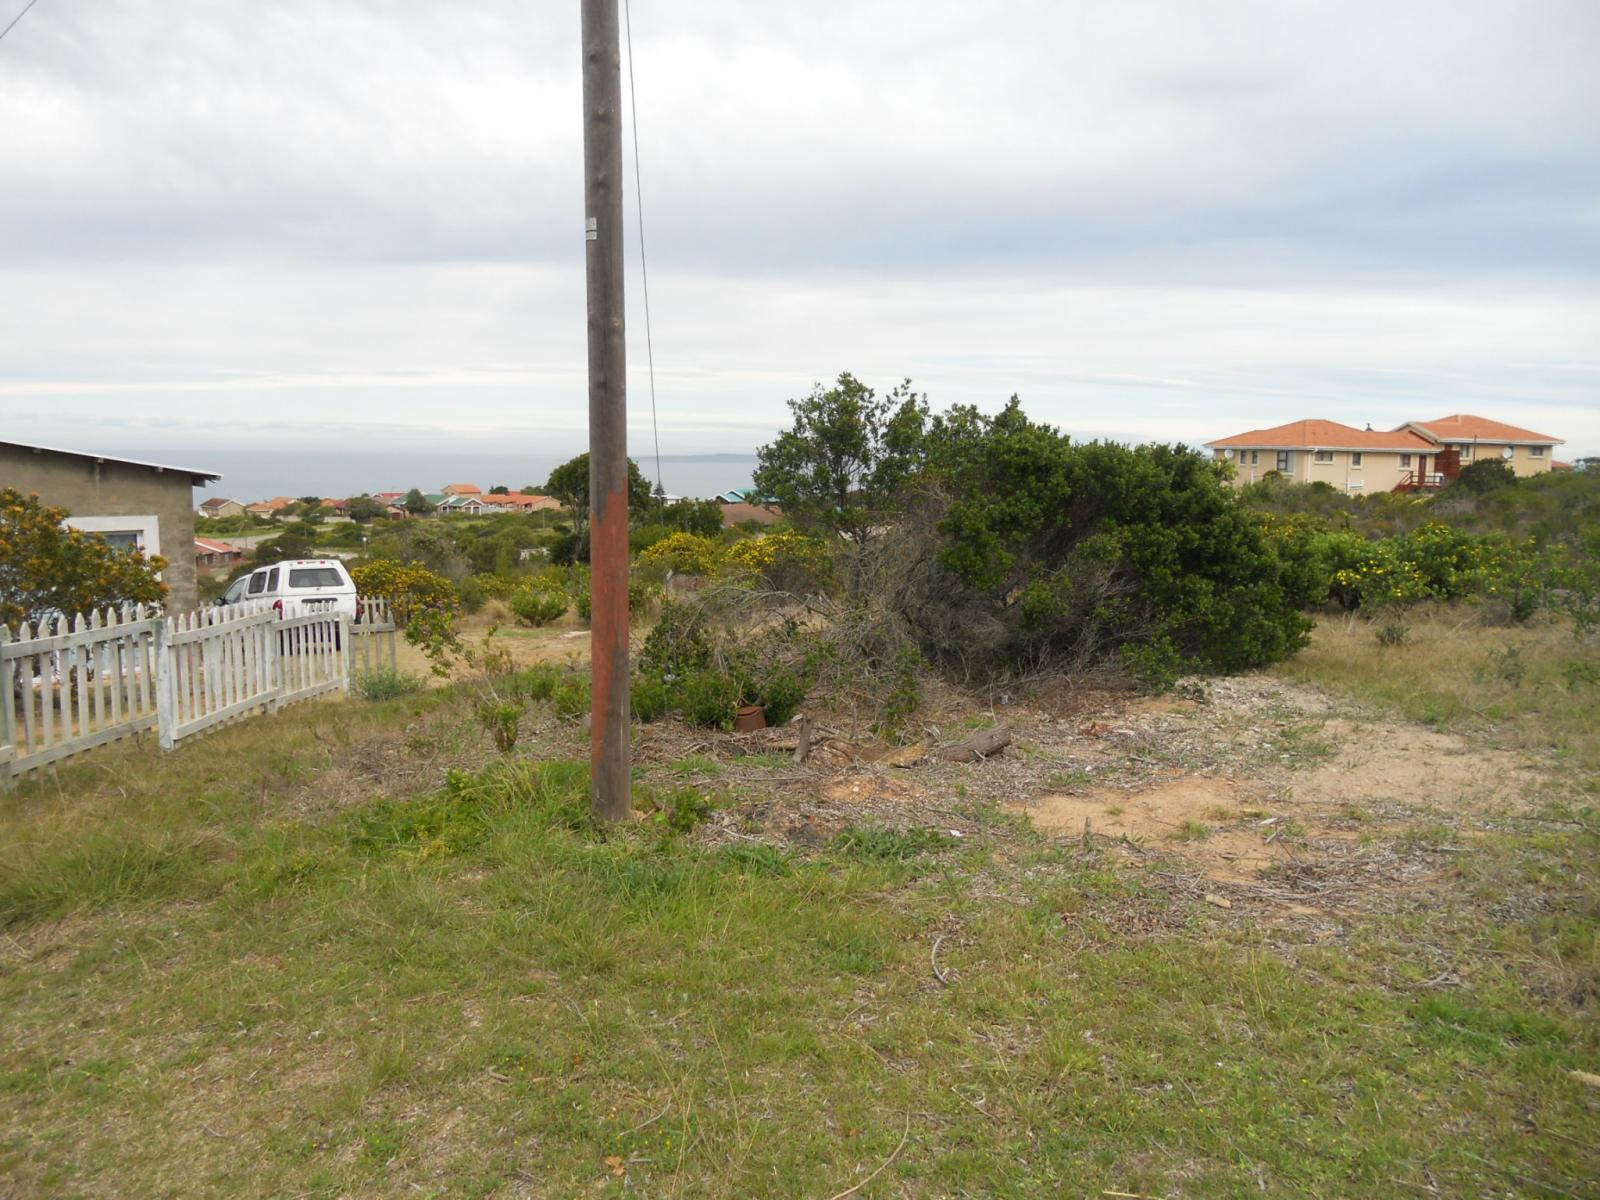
1289,718 -> 1547,813
1009,777 -> 1303,882
1013,777 -> 1241,841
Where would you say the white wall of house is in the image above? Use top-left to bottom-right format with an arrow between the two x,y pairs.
62,513 -> 162,559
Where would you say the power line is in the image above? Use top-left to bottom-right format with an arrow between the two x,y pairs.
0,0 -> 41,46
622,0 -> 664,511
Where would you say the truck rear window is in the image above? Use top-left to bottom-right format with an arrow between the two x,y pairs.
288,568 -> 345,589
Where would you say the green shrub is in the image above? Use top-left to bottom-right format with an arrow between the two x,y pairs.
638,602 -> 713,678
903,406 -> 1314,681
455,576 -> 488,614
753,667 -> 807,727
643,786 -> 716,833
509,664 -> 564,703
1375,622 -> 1409,647
551,678 -> 591,722
631,672 -> 672,722
475,699 -> 523,754
680,669 -> 741,730
508,584 -> 568,626
352,664 -> 426,701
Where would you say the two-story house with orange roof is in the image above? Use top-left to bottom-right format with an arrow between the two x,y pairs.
1206,420 -> 1438,493
1397,415 -> 1564,477
1207,415 -> 1563,493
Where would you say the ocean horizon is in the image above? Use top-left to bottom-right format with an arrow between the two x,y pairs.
144,449 -> 762,507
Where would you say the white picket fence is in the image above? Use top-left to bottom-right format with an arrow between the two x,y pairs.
1,598 -> 398,785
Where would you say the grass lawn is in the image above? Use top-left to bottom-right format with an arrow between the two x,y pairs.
3,624 -> 1598,1197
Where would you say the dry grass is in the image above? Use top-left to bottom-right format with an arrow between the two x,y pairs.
2,610 -> 1598,1197
1271,606 -> 1600,776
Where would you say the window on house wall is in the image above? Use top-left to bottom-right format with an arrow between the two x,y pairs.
1236,449 -> 1247,463
1400,454 -> 1412,468
1458,444 -> 1473,459
1276,451 -> 1291,473
1251,451 -> 1259,465
1351,452 -> 1363,468
1313,450 -> 1334,464
98,531 -> 142,552
1531,446 -> 1546,457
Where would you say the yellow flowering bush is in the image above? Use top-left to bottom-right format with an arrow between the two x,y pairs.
717,529 -> 833,591
638,532 -> 721,575
1,488 -> 167,630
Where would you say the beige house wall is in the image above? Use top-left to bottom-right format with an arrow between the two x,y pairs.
1216,448 -> 1421,493
1429,442 -> 1555,477
0,443 -> 204,614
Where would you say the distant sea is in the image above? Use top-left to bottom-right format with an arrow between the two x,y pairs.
142,449 -> 761,506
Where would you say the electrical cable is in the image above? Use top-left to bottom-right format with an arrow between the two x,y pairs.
0,0 -> 41,47
621,0 -> 665,516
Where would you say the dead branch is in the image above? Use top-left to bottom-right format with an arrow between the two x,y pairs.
933,723 -> 1011,762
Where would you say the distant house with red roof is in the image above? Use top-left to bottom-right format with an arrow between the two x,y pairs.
1207,415 -> 1564,493
479,492 -> 565,514
244,496 -> 296,517
194,537 -> 246,574
441,483 -> 482,496
197,496 -> 245,519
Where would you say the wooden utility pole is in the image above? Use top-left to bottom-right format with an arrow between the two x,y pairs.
581,0 -> 631,820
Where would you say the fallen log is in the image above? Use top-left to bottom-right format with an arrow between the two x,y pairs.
933,723 -> 1011,763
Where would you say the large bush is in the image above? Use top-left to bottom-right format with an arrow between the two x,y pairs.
639,532 -> 721,575
718,530 -> 833,592
893,402 -> 1313,684
0,489 -> 168,629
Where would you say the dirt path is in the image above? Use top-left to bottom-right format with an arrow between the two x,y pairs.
675,673 -> 1562,922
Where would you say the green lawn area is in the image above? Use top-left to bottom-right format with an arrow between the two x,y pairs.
2,661 -> 1598,1197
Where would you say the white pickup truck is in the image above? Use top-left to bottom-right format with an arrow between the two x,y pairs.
219,559 -> 361,620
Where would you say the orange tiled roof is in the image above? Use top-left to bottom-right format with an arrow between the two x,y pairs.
1207,420 -> 1434,452
1405,415 -> 1563,445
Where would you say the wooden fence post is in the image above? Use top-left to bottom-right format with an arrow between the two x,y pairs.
154,614 -> 176,750
0,623 -> 14,786
340,613 -> 354,694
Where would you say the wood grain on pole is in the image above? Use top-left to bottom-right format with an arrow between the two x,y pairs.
582,0 -> 632,820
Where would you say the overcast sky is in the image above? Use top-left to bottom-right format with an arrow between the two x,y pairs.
1,0 -> 1596,464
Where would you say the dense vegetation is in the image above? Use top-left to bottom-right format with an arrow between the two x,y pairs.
1,488 -> 168,630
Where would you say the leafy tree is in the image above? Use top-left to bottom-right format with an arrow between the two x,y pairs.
1454,457 -> 1517,495
488,485 -> 510,495
663,498 -> 725,538
253,531 -> 315,564
544,453 -> 653,520
403,488 -> 433,515
297,495 -> 321,508
347,495 -> 386,522
0,489 -> 168,629
905,400 -> 1312,686
753,372 -> 928,542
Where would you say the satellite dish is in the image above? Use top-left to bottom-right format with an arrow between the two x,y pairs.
1502,446 -> 1514,459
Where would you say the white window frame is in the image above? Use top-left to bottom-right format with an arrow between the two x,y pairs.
1530,446 -> 1546,458
1276,451 -> 1291,473
1313,450 -> 1334,464
1400,454 -> 1412,468
1458,444 -> 1473,460
1351,452 -> 1363,468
